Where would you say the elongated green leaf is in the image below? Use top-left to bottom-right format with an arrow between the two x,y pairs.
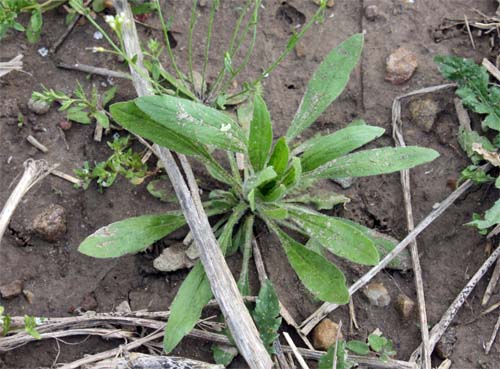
335,217 -> 412,271
287,191 -> 350,210
244,167 -> 277,194
135,95 -> 246,152
238,215 -> 255,296
286,34 -> 364,140
318,347 -> 334,369
272,226 -> 349,303
78,213 -> 186,258
282,157 -> 302,188
268,137 -> 290,176
467,199 -> 500,230
253,280 -> 282,354
163,262 -> 213,353
286,206 -> 379,265
346,340 -> 370,355
248,94 -> 273,171
261,184 -> 287,202
308,147 -> 439,179
299,124 -> 385,172
110,101 -> 210,158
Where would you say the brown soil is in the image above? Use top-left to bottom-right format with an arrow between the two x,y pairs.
1,0 -> 499,368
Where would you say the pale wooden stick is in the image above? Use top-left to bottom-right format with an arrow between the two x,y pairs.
0,54 -> 23,78
392,87 -> 432,369
482,58 -> 500,82
331,320 -> 342,369
465,14 -> 476,49
27,135 -> 48,153
300,175 -> 477,335
51,170 -> 82,186
348,298 -> 359,332
57,63 -> 130,80
410,244 -> 500,361
112,1 -> 272,367
454,98 -> 472,131
484,313 -> 500,354
283,332 -> 310,369
0,159 -> 53,245
482,258 -> 500,306
87,353 -> 223,369
94,124 -> 104,142
438,359 -> 451,369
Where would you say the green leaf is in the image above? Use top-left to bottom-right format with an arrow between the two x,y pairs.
67,107 -> 91,124
26,8 -> 42,43
334,217 -> 412,271
318,347 -> 334,369
163,262 -> 213,353
282,157 -> 302,188
248,189 -> 256,212
467,199 -> 500,230
78,213 -> 186,258
217,203 -> 248,255
368,334 -> 386,353
92,0 -> 106,12
211,345 -> 237,366
259,204 -> 289,220
308,147 -> 439,179
286,34 -> 364,140
110,101 -> 211,158
102,86 -> 117,106
268,137 -> 290,176
248,94 -> 273,171
346,340 -> 370,355
458,128 -> 495,163
237,97 -> 254,130
93,110 -> 109,128
237,215 -> 254,296
135,95 -> 246,152
253,280 -> 282,354
287,206 -> 379,265
24,316 -> 41,340
271,225 -> 349,303
261,184 -> 287,203
288,191 -> 350,210
146,176 -> 178,203
244,167 -> 277,194
299,124 -> 385,172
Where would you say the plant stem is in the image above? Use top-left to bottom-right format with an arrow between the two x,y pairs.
238,215 -> 255,294
200,0 -> 218,100
187,0 -> 198,90
154,0 -> 184,84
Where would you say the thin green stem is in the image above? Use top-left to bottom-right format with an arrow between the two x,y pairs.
187,0 -> 199,91
200,0 -> 219,100
155,0 -> 184,83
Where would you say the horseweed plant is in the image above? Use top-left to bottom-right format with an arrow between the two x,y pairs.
77,33 -> 439,354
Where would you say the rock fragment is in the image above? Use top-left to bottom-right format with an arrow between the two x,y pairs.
396,293 -> 415,319
153,243 -> 195,272
385,47 -> 418,85
23,290 -> 35,304
33,204 -> 67,242
28,97 -> 50,115
363,282 -> 391,307
312,319 -> 343,350
0,280 -> 23,299
409,98 -> 439,132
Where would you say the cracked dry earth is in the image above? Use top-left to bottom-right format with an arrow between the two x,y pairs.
1,0 -> 499,368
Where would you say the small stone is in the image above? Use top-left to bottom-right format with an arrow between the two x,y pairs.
332,177 -> 354,189
385,47 -> 418,85
313,0 -> 335,8
364,5 -> 379,21
59,120 -> 72,131
295,42 -> 307,58
23,290 -> 35,304
93,31 -> 103,40
115,300 -> 132,314
33,204 -> 67,242
312,319 -> 343,350
435,327 -> 457,359
363,282 -> 391,307
0,280 -> 23,299
37,47 -> 49,57
409,98 -> 439,132
153,243 -> 195,272
81,293 -> 98,311
28,97 -> 50,115
396,293 -> 415,319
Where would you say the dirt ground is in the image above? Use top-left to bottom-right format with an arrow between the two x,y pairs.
1,0 -> 500,368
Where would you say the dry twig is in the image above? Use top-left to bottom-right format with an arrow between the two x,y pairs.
484,313 -> 500,354
57,63 -> 130,80
0,54 -> 23,78
482,257 -> 500,306
283,332 -> 310,369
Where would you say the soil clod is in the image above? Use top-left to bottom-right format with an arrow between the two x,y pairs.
363,282 -> 391,307
385,47 -> 418,85
27,97 -> 50,115
409,98 -> 439,132
0,280 -> 23,299
396,293 -> 415,320
32,204 -> 67,242
153,242 -> 195,272
312,318 -> 343,350
364,5 -> 380,21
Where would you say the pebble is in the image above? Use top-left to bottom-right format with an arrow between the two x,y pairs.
385,47 -> 418,85
37,47 -> 49,57
409,97 -> 439,132
28,97 -> 50,115
312,319 -> 343,350
396,293 -> 415,319
295,42 -> 307,58
435,327 -> 457,359
153,243 -> 195,272
364,5 -> 379,21
0,280 -> 23,299
363,282 -> 391,307
115,300 -> 132,314
33,204 -> 67,242
93,31 -> 103,40
23,289 -> 35,304
59,120 -> 72,131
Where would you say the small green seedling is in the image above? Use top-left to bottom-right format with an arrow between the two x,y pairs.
346,333 -> 397,362
75,135 -> 150,190
32,82 -> 117,128
436,56 -> 500,234
0,306 -> 11,336
0,306 -> 42,339
77,33 -> 438,355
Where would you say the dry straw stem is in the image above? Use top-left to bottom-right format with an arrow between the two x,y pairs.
482,257 -> 500,306
482,58 -> 500,82
26,135 -> 48,153
112,1 -> 272,367
484,313 -> 500,354
0,54 -> 23,78
410,244 -> 500,361
283,332 -> 310,369
57,62 -> 130,80
86,353 -> 224,369
0,159 -> 54,246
